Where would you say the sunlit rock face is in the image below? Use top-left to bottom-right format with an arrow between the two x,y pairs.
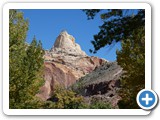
52,30 -> 86,56
37,31 -> 107,100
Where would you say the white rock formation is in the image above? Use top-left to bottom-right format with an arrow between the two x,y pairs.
51,30 -> 86,56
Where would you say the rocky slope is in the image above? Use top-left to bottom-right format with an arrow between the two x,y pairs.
72,62 -> 123,108
37,31 -> 107,100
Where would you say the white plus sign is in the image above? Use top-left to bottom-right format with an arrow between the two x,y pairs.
142,93 -> 153,105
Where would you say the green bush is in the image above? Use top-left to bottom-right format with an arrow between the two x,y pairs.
47,85 -> 87,109
90,101 -> 112,109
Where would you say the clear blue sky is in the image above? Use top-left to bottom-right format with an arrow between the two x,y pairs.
21,9 -> 121,61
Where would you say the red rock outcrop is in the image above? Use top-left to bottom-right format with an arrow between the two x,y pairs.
71,61 -> 123,108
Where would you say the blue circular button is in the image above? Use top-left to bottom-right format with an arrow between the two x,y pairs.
137,89 -> 158,110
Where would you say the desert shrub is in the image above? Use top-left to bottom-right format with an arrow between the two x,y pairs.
48,85 -> 87,109
89,100 -> 112,109
90,102 -> 112,109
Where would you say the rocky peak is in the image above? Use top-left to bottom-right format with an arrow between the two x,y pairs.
38,31 -> 107,100
54,30 -> 75,48
51,30 -> 86,56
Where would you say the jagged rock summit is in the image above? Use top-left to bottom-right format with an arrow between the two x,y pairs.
37,31 -> 107,100
52,30 -> 86,56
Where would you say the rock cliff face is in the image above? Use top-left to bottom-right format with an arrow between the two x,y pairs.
37,31 -> 107,100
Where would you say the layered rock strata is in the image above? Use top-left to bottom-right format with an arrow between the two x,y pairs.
37,31 -> 107,100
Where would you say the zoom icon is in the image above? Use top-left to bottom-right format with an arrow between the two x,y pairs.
137,89 -> 158,110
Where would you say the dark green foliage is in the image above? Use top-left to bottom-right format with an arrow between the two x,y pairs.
45,86 -> 113,109
83,9 -> 144,53
82,9 -> 101,19
90,101 -> 112,109
117,27 -> 145,109
47,86 -> 87,109
9,9 -> 44,108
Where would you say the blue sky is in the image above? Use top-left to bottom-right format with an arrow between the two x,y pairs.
21,9 -> 121,61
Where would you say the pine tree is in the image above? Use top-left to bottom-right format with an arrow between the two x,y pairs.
83,9 -> 144,53
9,9 -> 44,108
9,9 -> 29,108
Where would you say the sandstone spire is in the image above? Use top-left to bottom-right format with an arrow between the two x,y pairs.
51,30 -> 86,56
39,31 -> 107,100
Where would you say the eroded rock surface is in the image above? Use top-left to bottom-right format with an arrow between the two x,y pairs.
37,31 -> 107,100
72,62 -> 123,108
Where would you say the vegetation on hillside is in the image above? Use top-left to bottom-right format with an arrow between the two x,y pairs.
45,85 -> 113,109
